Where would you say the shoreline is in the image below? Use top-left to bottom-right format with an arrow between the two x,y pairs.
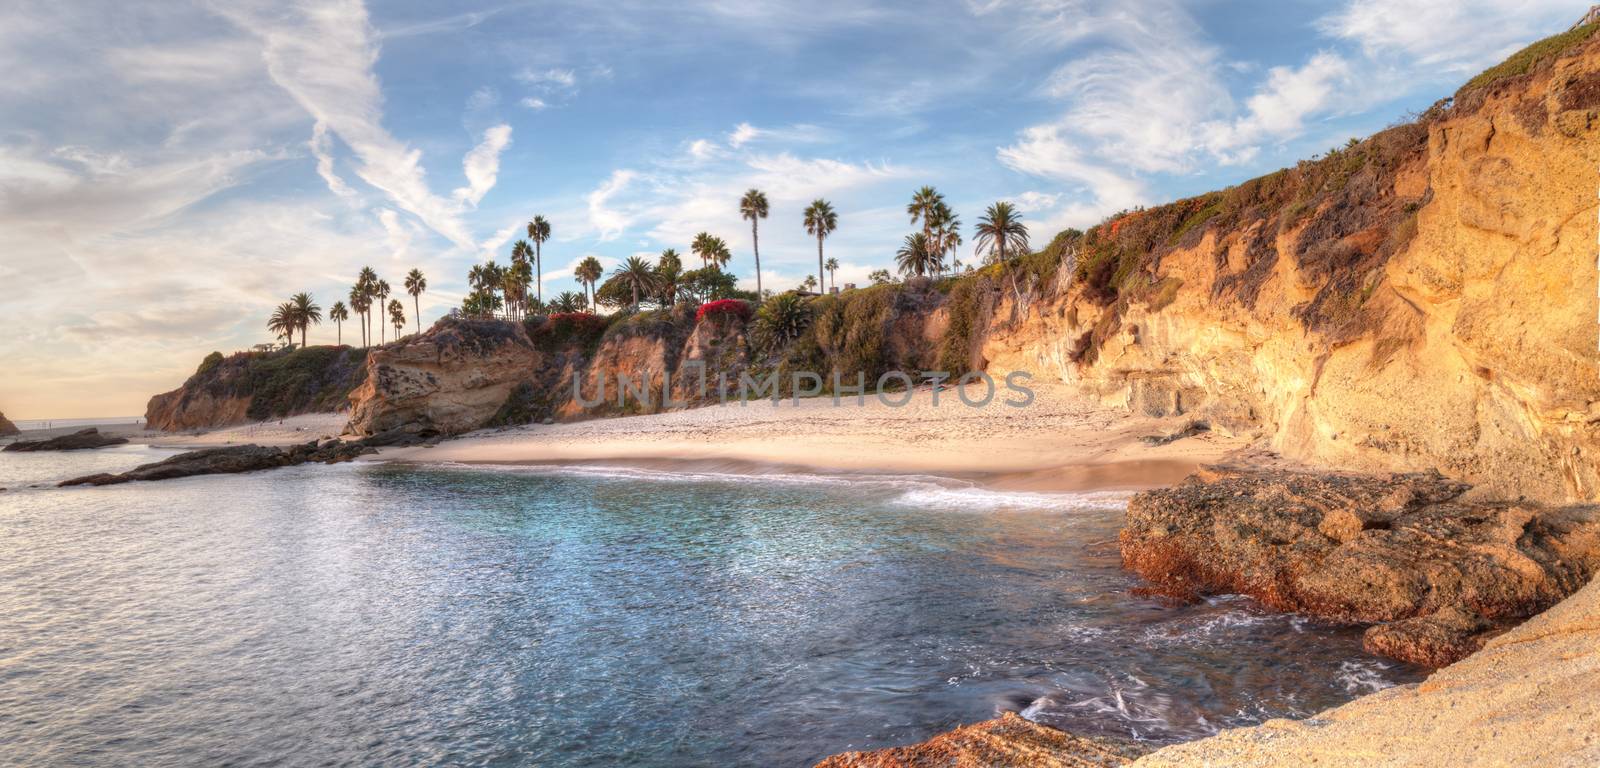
11,384 -> 1256,493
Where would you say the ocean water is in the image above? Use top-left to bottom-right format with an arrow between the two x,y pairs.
0,447 -> 1420,766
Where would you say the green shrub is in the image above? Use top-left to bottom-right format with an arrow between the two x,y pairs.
1459,22 -> 1599,95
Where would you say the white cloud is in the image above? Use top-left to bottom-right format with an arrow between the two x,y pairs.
309,121 -> 357,199
518,67 -> 578,89
521,97 -> 549,110
1319,0 -> 1581,75
687,139 -> 720,161
1200,51 -> 1354,165
728,122 -> 761,147
453,123 -> 512,207
210,0 -> 477,248
587,169 -> 638,241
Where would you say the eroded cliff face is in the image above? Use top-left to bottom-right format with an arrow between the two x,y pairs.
0,410 -> 20,437
982,37 -> 1600,503
146,347 -> 367,431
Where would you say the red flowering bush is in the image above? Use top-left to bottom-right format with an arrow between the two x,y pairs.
695,299 -> 752,323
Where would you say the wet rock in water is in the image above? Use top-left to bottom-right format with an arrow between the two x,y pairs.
59,439 -> 377,487
1121,466 -> 1600,666
813,713 -> 1148,768
3,428 -> 129,452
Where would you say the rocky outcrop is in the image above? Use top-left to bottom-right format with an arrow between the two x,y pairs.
1121,465 -> 1600,666
58,439 -> 379,487
813,712 -> 1148,768
3,428 -> 128,452
0,410 -> 19,437
345,318 -> 541,437
146,346 -> 367,431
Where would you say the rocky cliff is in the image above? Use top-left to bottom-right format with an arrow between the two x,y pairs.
0,410 -> 18,437
145,346 -> 367,431
974,25 -> 1600,504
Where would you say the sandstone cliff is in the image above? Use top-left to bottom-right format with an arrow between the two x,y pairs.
146,346 -> 367,431
975,27 -> 1600,504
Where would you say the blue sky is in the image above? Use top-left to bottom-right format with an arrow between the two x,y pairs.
0,0 -> 1587,417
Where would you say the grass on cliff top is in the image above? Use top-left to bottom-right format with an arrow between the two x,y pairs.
1459,22 -> 1599,95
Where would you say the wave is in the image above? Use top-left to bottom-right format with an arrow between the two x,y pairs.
419,460 -> 1131,511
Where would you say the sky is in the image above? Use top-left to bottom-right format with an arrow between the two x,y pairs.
0,0 -> 1588,418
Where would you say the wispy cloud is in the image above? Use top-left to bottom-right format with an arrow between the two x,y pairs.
453,123 -> 513,207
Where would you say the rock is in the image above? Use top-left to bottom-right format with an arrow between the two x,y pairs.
58,440 -> 377,487
1138,420 -> 1210,447
813,713 -> 1148,768
0,410 -> 19,437
346,318 -> 539,437
1121,466 -> 1600,666
3,428 -> 129,452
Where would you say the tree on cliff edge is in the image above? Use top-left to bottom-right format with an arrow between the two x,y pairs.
405,269 -> 427,333
329,301 -> 349,346
740,188 -> 769,299
290,293 -> 322,349
803,199 -> 837,295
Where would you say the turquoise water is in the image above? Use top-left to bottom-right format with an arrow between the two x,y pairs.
0,448 -> 1418,766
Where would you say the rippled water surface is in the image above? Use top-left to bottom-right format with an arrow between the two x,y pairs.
0,449 -> 1420,766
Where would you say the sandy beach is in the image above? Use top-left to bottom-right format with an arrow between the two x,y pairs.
377,382 -> 1252,491
8,383 -> 1251,491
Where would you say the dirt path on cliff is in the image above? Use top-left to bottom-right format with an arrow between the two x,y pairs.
376,383 -> 1253,491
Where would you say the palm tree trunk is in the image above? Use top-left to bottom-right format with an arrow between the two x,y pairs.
752,221 -> 762,299
631,283 -> 639,310
336,319 -> 342,346
535,242 -> 543,304
816,236 -> 824,296
301,325 -> 307,349
413,296 -> 420,334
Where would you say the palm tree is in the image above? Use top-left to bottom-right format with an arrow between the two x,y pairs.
606,255 -> 662,310
656,248 -> 684,306
357,266 -> 378,347
510,241 -> 532,318
740,188 -> 769,298
290,292 -> 322,349
709,236 -> 732,269
527,215 -> 551,304
928,205 -> 961,277
552,291 -> 585,313
348,285 -> 368,347
824,257 -> 839,293
375,279 -> 392,344
896,232 -> 940,277
691,232 -> 718,269
404,268 -> 427,333
388,299 -> 405,340
508,260 -> 533,320
908,186 -> 945,236
267,302 -> 297,348
803,199 -> 837,295
974,201 -> 1030,265
575,256 -> 603,312
329,301 -> 350,345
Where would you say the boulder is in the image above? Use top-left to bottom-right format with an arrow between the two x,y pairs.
1121,466 -> 1600,666
813,713 -> 1148,768
3,428 -> 128,452
0,410 -> 18,437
